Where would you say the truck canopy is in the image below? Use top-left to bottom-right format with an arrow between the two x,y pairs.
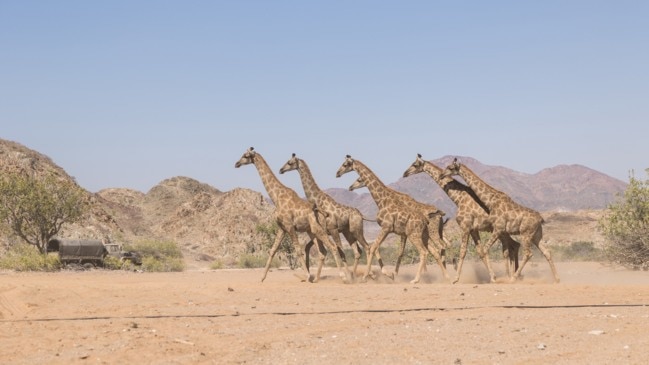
49,239 -> 107,259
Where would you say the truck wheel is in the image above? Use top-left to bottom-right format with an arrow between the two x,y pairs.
83,263 -> 95,270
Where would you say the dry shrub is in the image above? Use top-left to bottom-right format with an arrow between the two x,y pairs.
0,243 -> 61,271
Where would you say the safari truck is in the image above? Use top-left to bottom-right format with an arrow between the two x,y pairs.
47,238 -> 142,269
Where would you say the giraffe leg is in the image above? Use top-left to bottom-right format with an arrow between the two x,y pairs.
288,230 -> 312,283
394,235 -> 407,277
500,234 -> 520,280
329,230 -> 350,274
313,231 -> 351,283
364,229 -> 390,282
525,229 -> 560,283
453,232 -> 472,284
480,232 -> 505,283
511,239 -> 534,282
410,234 -> 428,284
262,229 -> 288,282
348,229 -> 377,279
475,231 -> 497,283
304,239 -> 315,274
342,231 -> 362,279
536,241 -> 560,283
310,237 -> 327,283
424,234 -> 450,281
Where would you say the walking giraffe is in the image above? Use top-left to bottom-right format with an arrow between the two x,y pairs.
235,147 -> 351,283
279,153 -> 381,280
403,154 -> 520,283
337,155 -> 450,283
441,158 -> 559,283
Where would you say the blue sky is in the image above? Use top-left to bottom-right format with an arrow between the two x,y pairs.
2,1 -> 647,194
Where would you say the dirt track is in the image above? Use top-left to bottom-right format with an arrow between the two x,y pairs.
2,262 -> 649,364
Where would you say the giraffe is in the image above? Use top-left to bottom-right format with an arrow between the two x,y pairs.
441,158 -> 560,283
403,154 -> 521,283
336,155 -> 450,284
348,175 -> 449,277
279,153 -> 381,280
235,147 -> 351,283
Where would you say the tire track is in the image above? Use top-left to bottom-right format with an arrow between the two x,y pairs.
1,303 -> 646,323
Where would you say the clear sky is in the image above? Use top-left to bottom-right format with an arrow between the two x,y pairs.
2,1 -> 648,195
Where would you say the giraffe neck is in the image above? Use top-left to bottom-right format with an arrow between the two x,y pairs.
252,153 -> 291,206
296,159 -> 324,202
423,162 -> 465,204
425,161 -> 489,213
353,160 -> 391,208
457,164 -> 501,208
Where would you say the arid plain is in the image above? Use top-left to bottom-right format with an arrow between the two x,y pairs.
2,261 -> 649,365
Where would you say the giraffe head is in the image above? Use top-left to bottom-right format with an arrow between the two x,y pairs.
403,153 -> 426,178
336,155 -> 355,178
234,147 -> 256,168
440,157 -> 461,179
348,176 -> 366,191
279,153 -> 299,175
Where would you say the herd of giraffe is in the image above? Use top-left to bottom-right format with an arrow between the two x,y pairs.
235,147 -> 560,285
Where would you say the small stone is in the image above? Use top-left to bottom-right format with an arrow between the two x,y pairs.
588,330 -> 605,335
537,343 -> 546,350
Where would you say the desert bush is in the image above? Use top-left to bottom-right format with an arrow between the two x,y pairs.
599,170 -> 649,270
551,241 -> 604,261
256,222 -> 297,269
237,253 -> 281,269
141,256 -> 185,272
210,259 -> 224,270
126,239 -> 185,272
0,243 -> 61,271
103,255 -> 140,271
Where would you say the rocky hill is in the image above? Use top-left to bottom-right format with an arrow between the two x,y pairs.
97,180 -> 274,265
0,139 -> 275,265
0,139 -> 623,266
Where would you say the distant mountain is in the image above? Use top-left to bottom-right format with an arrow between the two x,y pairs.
326,155 -> 627,218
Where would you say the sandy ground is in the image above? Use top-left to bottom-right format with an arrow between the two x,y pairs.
2,261 -> 649,365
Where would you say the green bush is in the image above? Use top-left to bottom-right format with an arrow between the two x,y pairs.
256,222 -> 297,269
237,253 -> 279,269
141,256 -> 185,272
126,239 -> 185,272
103,255 -> 140,271
210,259 -> 224,270
551,241 -> 604,261
0,244 -> 61,271
600,170 -> 649,270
